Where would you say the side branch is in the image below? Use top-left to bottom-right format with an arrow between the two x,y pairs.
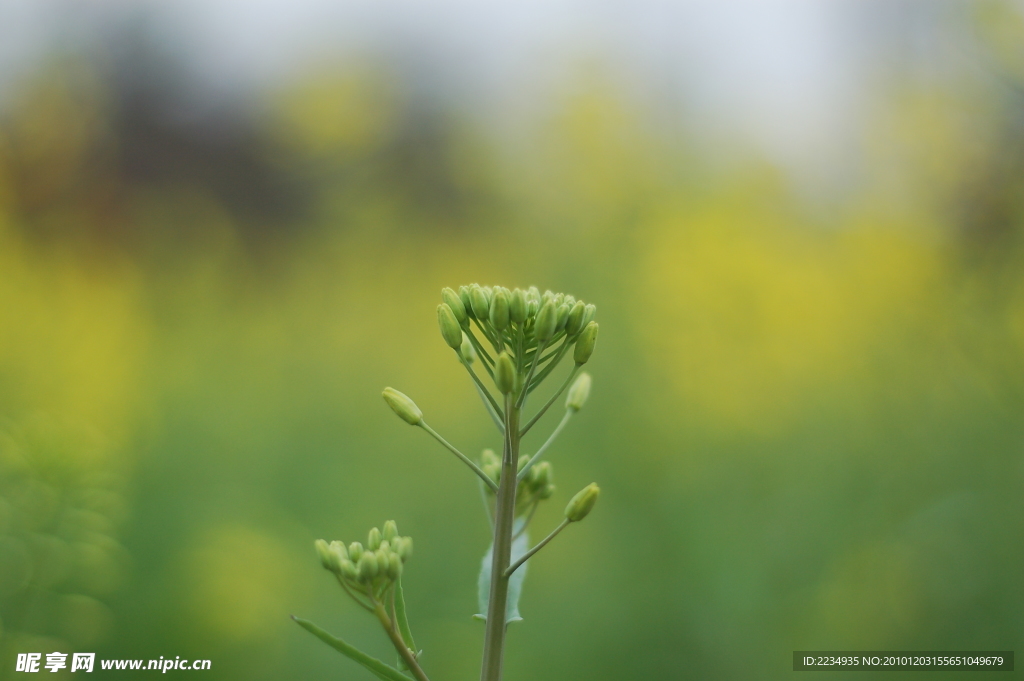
504,519 -> 571,578
419,422 -> 499,491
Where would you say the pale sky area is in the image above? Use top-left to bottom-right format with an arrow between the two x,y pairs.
0,0 -> 989,186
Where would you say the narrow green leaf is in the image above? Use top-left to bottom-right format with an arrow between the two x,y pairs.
292,616 -> 412,681
394,576 -> 417,661
474,519 -> 529,624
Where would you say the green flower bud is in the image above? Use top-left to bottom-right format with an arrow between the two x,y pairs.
379,539 -> 391,553
510,288 -> 528,324
357,551 -> 379,582
482,462 -> 501,490
535,301 -> 557,342
382,388 -> 423,425
527,298 -> 539,317
527,286 -> 540,300
438,304 -> 463,349
396,537 -> 413,561
368,527 -> 382,551
494,352 -> 515,394
565,483 -> 600,521
481,448 -> 499,467
375,548 -> 390,575
382,520 -> 398,542
460,333 -> 477,364
442,287 -> 468,323
565,300 -> 586,335
555,303 -> 571,332
459,286 -> 474,318
538,483 -> 555,500
581,303 -> 596,328
328,540 -> 348,571
315,539 -> 333,570
387,552 -> 402,580
340,559 -> 358,581
531,461 -> 552,489
573,322 -> 598,364
564,295 -> 576,307
566,372 -> 592,411
348,542 -> 364,563
489,288 -> 510,331
470,285 -> 490,320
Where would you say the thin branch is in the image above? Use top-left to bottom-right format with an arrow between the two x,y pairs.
419,422 -> 499,491
458,354 -> 504,430
372,596 -> 431,681
504,519 -> 571,578
517,409 -> 573,480
520,365 -> 579,437
515,338 -> 548,410
336,574 -> 375,612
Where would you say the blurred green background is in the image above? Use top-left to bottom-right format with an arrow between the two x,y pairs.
1,1 -> 1023,679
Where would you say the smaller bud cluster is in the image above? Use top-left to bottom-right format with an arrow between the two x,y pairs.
315,520 -> 413,599
479,449 -> 556,515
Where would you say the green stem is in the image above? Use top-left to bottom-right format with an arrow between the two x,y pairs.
527,339 -> 571,393
504,519 -> 571,578
459,355 -> 504,430
517,409 -> 573,480
520,365 -> 580,437
419,422 -> 499,491
373,600 -> 431,681
480,395 -> 521,681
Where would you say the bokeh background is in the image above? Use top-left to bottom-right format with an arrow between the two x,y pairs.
1,1 -> 1023,679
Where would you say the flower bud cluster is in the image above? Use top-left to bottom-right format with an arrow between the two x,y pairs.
315,520 -> 413,596
438,285 -> 598,393
479,449 -> 556,511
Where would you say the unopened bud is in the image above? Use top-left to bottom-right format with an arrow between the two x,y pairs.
357,552 -> 378,582
470,286 -> 490,320
442,287 -> 468,323
565,301 -> 586,335
510,288 -> 528,324
573,322 -> 598,364
375,548 -> 390,575
494,352 -> 515,394
328,540 -> 348,571
490,288 -> 510,331
538,483 -> 555,500
396,536 -> 413,561
555,304 -> 571,332
460,334 -> 477,364
382,388 -> 422,425
387,552 -> 402,580
531,461 -> 552,488
438,304 -> 463,349
368,527 -> 382,551
379,539 -> 391,553
340,559 -> 358,581
383,520 -> 398,542
535,301 -> 557,342
566,372 -> 592,411
459,286 -> 474,318
565,483 -> 600,521
315,539 -> 333,570
581,304 -> 596,328
482,462 -> 501,490
348,542 -> 364,563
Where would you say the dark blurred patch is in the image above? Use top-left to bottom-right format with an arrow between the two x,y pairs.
0,30 -> 504,261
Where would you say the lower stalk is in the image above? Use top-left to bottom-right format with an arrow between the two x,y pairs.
480,396 -> 520,681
